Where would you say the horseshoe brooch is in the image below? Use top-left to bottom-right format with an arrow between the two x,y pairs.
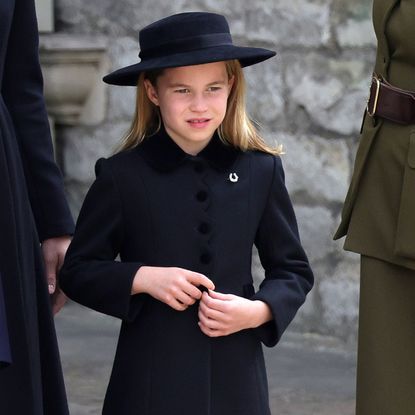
229,172 -> 239,183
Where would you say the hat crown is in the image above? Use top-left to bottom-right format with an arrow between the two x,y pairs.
103,12 -> 276,86
139,12 -> 232,59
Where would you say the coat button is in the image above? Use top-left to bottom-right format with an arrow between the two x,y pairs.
196,190 -> 208,202
200,252 -> 212,264
198,222 -> 211,234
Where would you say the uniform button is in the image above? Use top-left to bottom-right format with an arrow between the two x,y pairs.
198,222 -> 211,234
196,190 -> 208,202
200,253 -> 212,264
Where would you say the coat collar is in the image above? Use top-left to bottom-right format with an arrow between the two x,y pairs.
137,125 -> 240,172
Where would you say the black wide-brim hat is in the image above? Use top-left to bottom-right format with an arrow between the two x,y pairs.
103,12 -> 276,86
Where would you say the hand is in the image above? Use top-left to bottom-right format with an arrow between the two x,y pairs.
198,290 -> 272,337
132,266 -> 215,311
41,236 -> 72,315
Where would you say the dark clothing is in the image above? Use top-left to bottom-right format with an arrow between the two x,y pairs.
0,276 -> 10,368
0,0 -> 74,413
60,127 -> 314,415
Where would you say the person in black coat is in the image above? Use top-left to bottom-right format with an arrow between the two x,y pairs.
0,0 -> 74,414
60,12 -> 314,415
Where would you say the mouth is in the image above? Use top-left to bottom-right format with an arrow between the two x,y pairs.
187,118 -> 211,128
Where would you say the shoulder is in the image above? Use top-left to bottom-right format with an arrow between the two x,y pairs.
94,148 -> 141,178
243,150 -> 284,180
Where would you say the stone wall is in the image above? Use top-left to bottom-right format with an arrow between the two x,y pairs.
53,0 -> 376,343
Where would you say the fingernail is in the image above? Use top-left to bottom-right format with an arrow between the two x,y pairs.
48,284 -> 55,294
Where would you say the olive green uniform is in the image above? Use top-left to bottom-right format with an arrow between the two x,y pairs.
334,1 -> 415,413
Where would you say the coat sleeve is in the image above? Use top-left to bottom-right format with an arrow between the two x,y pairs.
2,0 -> 74,241
252,155 -> 314,347
59,159 -> 146,321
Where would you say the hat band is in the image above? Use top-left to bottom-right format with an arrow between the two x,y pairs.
139,33 -> 233,60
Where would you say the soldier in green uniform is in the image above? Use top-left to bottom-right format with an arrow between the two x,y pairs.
334,1 -> 415,414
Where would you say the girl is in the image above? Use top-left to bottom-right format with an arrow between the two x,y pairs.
60,12 -> 313,415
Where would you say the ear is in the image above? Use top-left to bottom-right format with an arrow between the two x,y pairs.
144,79 -> 159,106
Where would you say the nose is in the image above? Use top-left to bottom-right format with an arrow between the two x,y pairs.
189,93 -> 208,113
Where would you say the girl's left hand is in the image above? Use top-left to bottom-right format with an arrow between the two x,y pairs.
198,290 -> 272,337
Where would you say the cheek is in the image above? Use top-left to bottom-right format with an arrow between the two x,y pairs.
215,96 -> 229,115
160,103 -> 193,128
158,98 -> 182,118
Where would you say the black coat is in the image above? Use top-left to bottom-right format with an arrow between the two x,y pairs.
60,127 -> 314,415
0,0 -> 74,413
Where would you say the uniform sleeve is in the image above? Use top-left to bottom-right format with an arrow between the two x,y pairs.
2,0 -> 74,241
59,159 -> 146,321
252,156 -> 314,347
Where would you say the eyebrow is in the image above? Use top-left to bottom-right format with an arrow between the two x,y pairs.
168,80 -> 227,88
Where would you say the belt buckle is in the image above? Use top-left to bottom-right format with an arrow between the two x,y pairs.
366,76 -> 381,117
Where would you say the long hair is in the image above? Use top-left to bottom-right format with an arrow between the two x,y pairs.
115,61 -> 282,155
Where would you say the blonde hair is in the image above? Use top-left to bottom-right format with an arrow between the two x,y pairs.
116,60 -> 282,155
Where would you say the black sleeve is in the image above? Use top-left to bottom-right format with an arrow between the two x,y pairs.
59,159 -> 146,321
253,156 -> 314,347
2,0 -> 74,241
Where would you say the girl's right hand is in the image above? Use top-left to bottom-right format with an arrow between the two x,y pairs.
131,266 -> 215,311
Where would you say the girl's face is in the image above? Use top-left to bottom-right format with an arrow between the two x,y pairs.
144,61 -> 234,155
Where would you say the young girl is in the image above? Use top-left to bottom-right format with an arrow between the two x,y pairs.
60,12 -> 313,415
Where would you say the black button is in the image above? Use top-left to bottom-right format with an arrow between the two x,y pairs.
196,190 -> 208,202
198,222 -> 211,234
194,163 -> 205,173
200,253 -> 212,264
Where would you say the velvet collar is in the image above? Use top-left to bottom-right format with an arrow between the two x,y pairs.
137,126 -> 240,172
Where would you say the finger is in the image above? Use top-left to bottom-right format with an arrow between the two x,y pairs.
207,290 -> 233,301
47,280 -> 56,295
200,291 -> 229,312
182,281 -> 203,300
198,312 -> 221,330
172,301 -> 188,311
175,289 -> 196,306
44,255 -> 58,295
198,322 -> 223,337
166,295 -> 189,312
188,273 -> 215,291
199,299 -> 225,321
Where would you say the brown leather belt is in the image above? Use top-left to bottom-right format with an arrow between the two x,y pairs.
366,74 -> 415,125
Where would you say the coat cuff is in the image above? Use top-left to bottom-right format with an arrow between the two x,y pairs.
124,264 -> 148,322
250,292 -> 280,347
38,219 -> 75,242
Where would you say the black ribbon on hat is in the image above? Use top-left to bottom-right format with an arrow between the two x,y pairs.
139,33 -> 233,59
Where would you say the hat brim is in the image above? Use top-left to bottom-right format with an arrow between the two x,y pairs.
103,45 -> 276,86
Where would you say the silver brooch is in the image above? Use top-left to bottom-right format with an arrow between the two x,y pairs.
229,172 -> 239,183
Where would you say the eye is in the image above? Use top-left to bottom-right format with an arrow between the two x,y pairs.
207,86 -> 221,92
174,88 -> 190,94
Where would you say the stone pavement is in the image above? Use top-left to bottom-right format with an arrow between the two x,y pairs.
55,302 -> 356,415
